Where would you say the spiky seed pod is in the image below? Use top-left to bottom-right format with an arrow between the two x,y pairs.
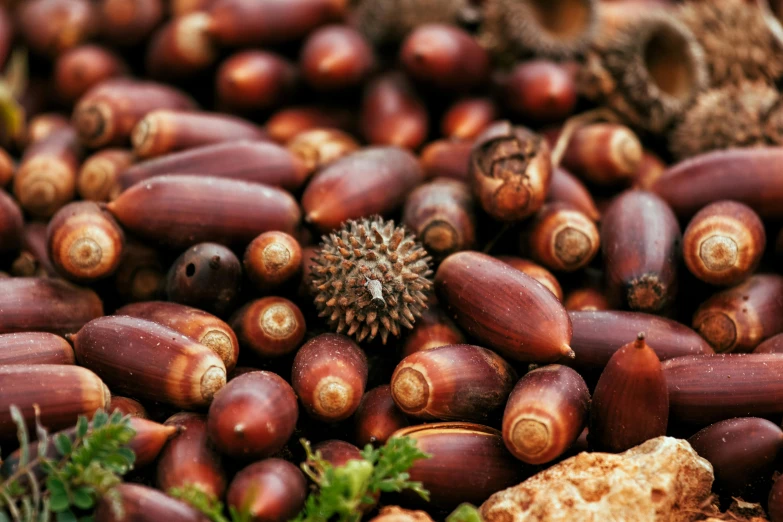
579,9 -> 707,134
311,216 -> 433,344
669,81 -> 782,160
677,0 -> 783,88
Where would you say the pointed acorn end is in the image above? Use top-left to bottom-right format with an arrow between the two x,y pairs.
561,344 -> 576,359
635,332 -> 646,348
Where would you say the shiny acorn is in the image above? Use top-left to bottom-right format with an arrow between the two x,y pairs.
419,139 -> 472,182
94,483 -> 210,522
401,302 -> 466,358
215,50 -> 298,112
441,98 -> 497,140
355,385 -> 410,448
0,332 -> 74,366
524,202 -> 600,272
145,13 -> 216,80
11,223 -> 56,278
496,257 -> 564,302
230,297 -> 306,358
300,25 -> 375,90
501,60 -> 577,123
360,73 -> 429,150
286,128 -> 360,174
267,105 -> 355,144
547,167 -> 600,222
244,231 -> 302,291
226,459 -> 308,522
99,0 -> 164,46
560,123 -> 643,185
108,396 -> 147,418
564,287 -> 609,311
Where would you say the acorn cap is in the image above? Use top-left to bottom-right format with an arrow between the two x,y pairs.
669,81 -> 781,160
677,0 -> 783,87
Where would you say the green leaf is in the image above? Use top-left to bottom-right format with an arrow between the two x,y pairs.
76,416 -> 89,439
91,411 -> 108,430
54,434 -> 73,456
49,492 -> 70,513
72,487 -> 94,510
115,448 -> 135,466
56,509 -> 77,522
46,477 -> 67,497
447,504 -> 483,522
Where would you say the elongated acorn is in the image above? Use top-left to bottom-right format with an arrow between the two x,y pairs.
226,459 -> 308,522
560,123 -> 642,185
72,316 -> 226,408
502,365 -> 589,464
497,257 -> 563,302
230,297 -> 305,358
355,385 -> 410,447
436,251 -> 573,362
95,484 -> 210,522
166,242 -> 242,316
0,332 -> 74,365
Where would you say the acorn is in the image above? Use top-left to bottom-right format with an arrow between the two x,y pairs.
568,310 -> 714,379
496,257 -> 563,301
106,175 -> 301,249
502,365 -> 589,465
24,114 -> 71,146
688,417 -> 783,498
313,439 -> 363,466
116,301 -> 239,372
601,190 -> 681,313
0,189 -> 23,253
145,13 -> 216,80
108,396 -> 147,418
469,121 -> 552,222
560,123 -> 642,186
441,98 -> 497,141
286,128 -> 360,174
131,110 -> 265,159
99,0 -> 164,46
564,287 -> 609,312
391,344 -> 516,423
166,242 -> 242,316
72,316 -> 227,408
118,141 -> 310,193
547,168 -> 601,221
0,364 -> 109,439
77,148 -> 134,202
401,303 -> 466,358
0,332 -> 74,366
663,353 -> 783,426
501,60 -> 578,123
94,483 -> 210,522
72,79 -> 196,148
267,105 -> 355,144
632,150 -> 667,191
355,385 -> 410,447
0,278 -> 103,335
402,179 -> 476,260
391,423 -> 530,510
693,274 -> 783,353
215,50 -> 298,113
292,333 -> 368,422
0,147 -> 15,187
310,216 -> 432,343
54,45 -> 126,104
13,126 -> 82,218
205,0 -> 345,47
436,251 -> 573,363
754,332 -> 783,354
351,0 -> 472,46
17,0 -> 96,57
244,231 -> 302,291
230,297 -> 305,358
419,139 -> 472,182
360,73 -> 429,150
226,459 -> 308,522
524,202 -> 600,272
207,371 -> 298,459
47,201 -> 125,282
677,0 -> 783,87
113,240 -> 165,303
300,25 -> 375,91
589,333 -> 668,452
11,222 -> 56,278
682,201 -> 765,286
157,413 -> 226,499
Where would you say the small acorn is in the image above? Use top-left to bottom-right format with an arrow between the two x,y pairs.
94,483 -> 209,522
419,139 -> 472,182
524,202 -> 600,272
0,189 -> 23,253
145,13 -> 216,80
502,365 -> 590,465
310,216 -> 432,344
287,128 -> 360,175
441,98 -> 497,141
292,333 -> 368,422
391,344 -> 517,423
207,371 -> 298,459
354,385 -> 410,447
54,45 -> 126,104
547,167 -> 600,221
24,114 -> 71,147
360,73 -> 429,150
496,256 -> 563,301
108,396 -> 147,418
564,287 -> 609,312
501,60 -> 577,123
266,105 -> 355,144
0,332 -> 74,366
244,231 -> 302,291
226,459 -> 308,522
215,50 -> 298,113
560,123 -> 642,186
99,0 -> 164,46
18,0 -> 97,57
401,302 -> 466,358
632,151 -> 667,191
166,242 -> 242,316
230,297 -> 306,358
754,332 -> 783,354
77,148 -> 134,202
300,25 -> 375,91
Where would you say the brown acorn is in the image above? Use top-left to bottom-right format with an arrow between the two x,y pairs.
286,128 -> 360,174
99,0 -> 164,46
292,333 -> 368,422
24,114 -> 71,146
54,45 -> 126,104
116,301 -> 239,372
300,25 -> 375,91
688,417 -> 783,498
524,202 -> 600,272
547,167 -> 600,222
230,297 -> 305,358
502,364 -> 589,465
17,0 -> 97,57
663,353 -> 783,426
495,256 -> 563,301
419,139 -> 472,182
682,201 -> 765,286
403,179 -> 476,260
754,332 -> 783,354
0,147 -> 15,187
207,371 -> 298,459
226,459 -> 308,522
360,73 -> 429,150
77,148 -> 134,202
501,60 -> 577,123
145,13 -> 216,80
157,413 -> 226,499
313,439 -> 363,466
267,105 -> 355,144
436,251 -> 573,363
354,385 -> 410,447
113,240 -> 165,303
568,310 -> 714,379
632,150 -> 667,191
0,189 -> 23,253
391,344 -> 516,423
14,126 -> 82,218
601,190 -> 681,312
0,332 -> 74,366
401,303 -> 466,358
215,49 -> 297,112
469,121 -> 552,222
166,242 -> 242,316
0,364 -> 109,439
94,484 -> 209,522
441,98 -> 497,141
693,274 -> 783,353
0,278 -> 103,335
47,201 -> 125,282
11,222 -> 57,278
106,175 -> 301,249
131,110 -> 265,159
127,417 -> 180,469
244,231 -> 302,291
560,123 -> 642,186
564,287 -> 609,312
310,216 -> 432,343
108,396 -> 147,418
72,79 -> 196,148
351,0 -> 472,46
118,141 -> 310,193
72,316 -> 227,408
392,423 -> 530,510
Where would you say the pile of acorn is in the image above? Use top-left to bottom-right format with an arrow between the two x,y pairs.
4,0 -> 783,520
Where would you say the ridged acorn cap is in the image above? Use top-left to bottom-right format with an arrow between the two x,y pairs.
311,216 -> 433,344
